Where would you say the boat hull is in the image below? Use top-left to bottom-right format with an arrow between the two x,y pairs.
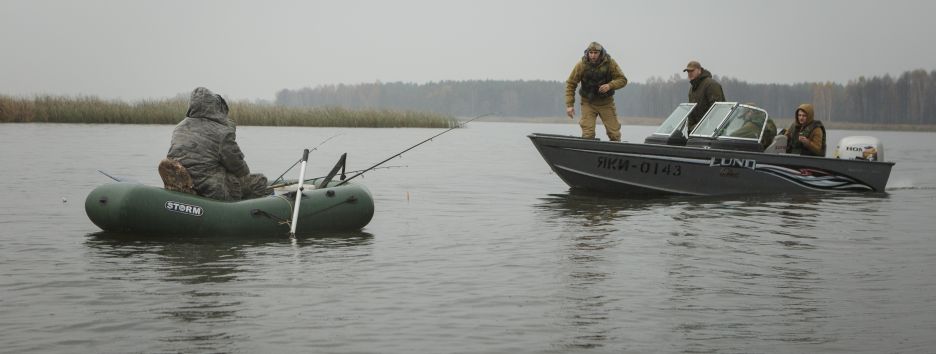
85,181 -> 374,236
529,133 -> 894,196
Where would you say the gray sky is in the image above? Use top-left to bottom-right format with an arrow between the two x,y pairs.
2,0 -> 934,101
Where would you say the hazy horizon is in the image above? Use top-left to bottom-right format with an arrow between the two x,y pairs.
3,0 -> 935,102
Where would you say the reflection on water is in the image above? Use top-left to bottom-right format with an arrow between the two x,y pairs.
86,231 -> 375,282
534,191 -> 894,351
659,192 -> 893,350
82,231 -> 373,351
535,191 -> 635,350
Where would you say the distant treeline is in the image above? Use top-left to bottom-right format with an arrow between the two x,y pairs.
276,69 -> 936,125
0,95 -> 457,128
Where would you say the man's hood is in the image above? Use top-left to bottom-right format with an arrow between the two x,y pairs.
796,103 -> 815,126
186,87 -> 229,123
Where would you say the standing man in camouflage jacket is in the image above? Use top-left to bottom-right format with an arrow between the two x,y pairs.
565,42 -> 628,141
165,87 -> 270,201
684,60 -> 725,132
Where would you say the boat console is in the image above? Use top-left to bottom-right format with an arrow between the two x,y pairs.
646,102 -> 776,153
644,102 -> 889,161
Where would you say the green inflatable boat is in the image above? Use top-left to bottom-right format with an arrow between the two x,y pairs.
85,179 -> 375,236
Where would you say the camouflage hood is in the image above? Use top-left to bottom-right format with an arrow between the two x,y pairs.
186,87 -> 229,124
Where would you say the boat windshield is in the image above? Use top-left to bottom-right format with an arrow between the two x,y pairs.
718,105 -> 769,140
690,102 -> 735,137
652,103 -> 696,136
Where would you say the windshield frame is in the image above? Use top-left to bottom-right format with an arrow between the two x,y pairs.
689,102 -> 737,138
652,103 -> 697,137
716,104 -> 770,141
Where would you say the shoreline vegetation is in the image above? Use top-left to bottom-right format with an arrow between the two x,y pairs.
0,95 -> 458,128
3,95 -> 934,132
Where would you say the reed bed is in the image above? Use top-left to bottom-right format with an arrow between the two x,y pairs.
0,95 -> 457,128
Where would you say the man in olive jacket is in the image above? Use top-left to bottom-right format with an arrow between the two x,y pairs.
565,42 -> 628,141
684,60 -> 725,132
166,87 -> 270,201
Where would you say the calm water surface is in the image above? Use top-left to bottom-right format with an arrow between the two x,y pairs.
1,122 -> 934,353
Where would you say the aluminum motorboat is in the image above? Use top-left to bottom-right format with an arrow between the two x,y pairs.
529,102 -> 894,196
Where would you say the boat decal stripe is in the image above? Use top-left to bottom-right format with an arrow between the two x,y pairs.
553,164 -> 705,195
754,164 -> 873,191
560,146 -> 875,192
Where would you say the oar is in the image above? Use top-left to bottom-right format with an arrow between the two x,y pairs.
289,149 -> 310,238
336,113 -> 491,186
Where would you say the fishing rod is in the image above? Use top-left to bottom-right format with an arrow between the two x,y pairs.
268,165 -> 406,189
97,170 -> 124,182
336,113 -> 492,186
97,170 -> 138,183
270,133 -> 342,186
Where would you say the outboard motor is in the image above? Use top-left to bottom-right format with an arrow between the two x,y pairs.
833,136 -> 884,161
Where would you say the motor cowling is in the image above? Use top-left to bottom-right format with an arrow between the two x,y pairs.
833,136 -> 884,161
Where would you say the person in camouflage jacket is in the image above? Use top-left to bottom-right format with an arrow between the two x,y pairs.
565,42 -> 628,141
165,87 -> 270,201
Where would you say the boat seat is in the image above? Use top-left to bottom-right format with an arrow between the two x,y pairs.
763,135 -> 788,154
158,158 -> 197,195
